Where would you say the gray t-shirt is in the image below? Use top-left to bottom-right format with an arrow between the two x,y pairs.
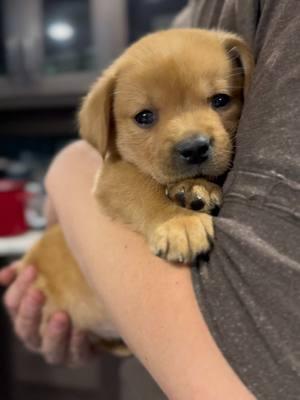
120,1 -> 300,399
175,1 -> 300,398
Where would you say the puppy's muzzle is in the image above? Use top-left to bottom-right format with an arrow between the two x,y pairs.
175,135 -> 211,165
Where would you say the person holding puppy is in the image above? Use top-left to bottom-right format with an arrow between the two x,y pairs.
1,0 -> 299,399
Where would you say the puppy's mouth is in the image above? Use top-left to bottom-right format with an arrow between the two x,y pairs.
160,139 -> 228,184
154,156 -> 228,185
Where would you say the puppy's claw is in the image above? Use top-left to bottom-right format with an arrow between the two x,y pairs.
155,250 -> 163,258
174,190 -> 186,208
196,251 -> 210,263
211,204 -> 221,216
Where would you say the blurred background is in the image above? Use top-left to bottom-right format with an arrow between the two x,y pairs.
0,0 -> 186,399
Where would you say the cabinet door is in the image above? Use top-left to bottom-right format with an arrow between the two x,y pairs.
37,0 -> 127,99
42,0 -> 95,76
0,0 -> 127,107
0,0 -> 6,76
127,0 -> 187,42
0,0 -> 26,106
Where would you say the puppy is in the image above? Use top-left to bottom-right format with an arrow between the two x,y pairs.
21,29 -> 253,355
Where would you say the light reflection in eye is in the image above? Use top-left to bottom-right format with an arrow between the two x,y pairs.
47,22 -> 75,42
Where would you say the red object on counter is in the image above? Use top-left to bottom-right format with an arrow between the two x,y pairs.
0,179 -> 28,236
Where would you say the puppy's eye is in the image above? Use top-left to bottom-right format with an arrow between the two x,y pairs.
211,94 -> 231,109
134,110 -> 156,128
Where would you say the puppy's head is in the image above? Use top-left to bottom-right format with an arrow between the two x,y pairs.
79,29 -> 254,184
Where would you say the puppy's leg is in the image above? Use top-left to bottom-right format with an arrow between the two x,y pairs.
95,160 -> 214,264
20,225 -> 121,346
166,179 -> 222,215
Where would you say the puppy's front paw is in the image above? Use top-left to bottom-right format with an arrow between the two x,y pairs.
166,179 -> 222,215
149,214 -> 213,264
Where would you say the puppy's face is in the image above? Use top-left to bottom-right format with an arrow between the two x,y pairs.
80,29 -> 253,184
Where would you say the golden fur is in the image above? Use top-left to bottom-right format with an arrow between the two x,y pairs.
21,29 -> 254,354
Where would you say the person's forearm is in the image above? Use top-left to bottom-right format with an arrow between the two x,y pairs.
44,197 -> 58,226
45,141 -> 254,400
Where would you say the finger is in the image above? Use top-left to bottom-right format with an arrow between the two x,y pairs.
41,312 -> 71,365
14,288 -> 45,351
0,265 -> 17,286
4,266 -> 37,318
68,330 -> 96,367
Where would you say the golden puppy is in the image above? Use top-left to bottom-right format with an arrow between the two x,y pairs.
21,29 -> 253,355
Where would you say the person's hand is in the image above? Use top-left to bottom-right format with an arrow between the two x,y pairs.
0,263 -> 99,367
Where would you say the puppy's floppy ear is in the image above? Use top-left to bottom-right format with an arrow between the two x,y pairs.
220,32 -> 255,96
78,66 -> 117,156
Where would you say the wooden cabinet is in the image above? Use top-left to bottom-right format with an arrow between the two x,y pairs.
0,0 -> 127,109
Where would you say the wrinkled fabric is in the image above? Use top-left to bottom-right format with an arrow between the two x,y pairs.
174,0 -> 300,398
120,1 -> 300,399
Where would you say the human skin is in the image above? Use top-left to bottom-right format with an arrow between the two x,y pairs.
0,141 -> 255,399
1,198 -> 99,366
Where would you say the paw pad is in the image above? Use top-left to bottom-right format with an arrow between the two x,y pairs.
166,179 -> 222,214
190,198 -> 205,211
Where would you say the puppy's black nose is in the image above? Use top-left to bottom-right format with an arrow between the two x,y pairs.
176,136 -> 211,165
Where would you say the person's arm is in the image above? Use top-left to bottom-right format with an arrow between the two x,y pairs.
44,140 -> 254,400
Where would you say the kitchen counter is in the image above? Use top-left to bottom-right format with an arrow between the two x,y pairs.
0,231 -> 42,257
